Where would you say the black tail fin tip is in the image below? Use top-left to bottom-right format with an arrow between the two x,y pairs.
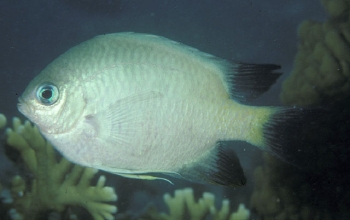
263,107 -> 334,171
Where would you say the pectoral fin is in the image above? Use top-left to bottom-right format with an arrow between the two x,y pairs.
82,91 -> 163,146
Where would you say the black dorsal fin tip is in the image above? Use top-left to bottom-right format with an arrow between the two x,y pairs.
177,142 -> 246,187
226,62 -> 282,103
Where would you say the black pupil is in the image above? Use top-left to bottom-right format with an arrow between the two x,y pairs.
42,89 -> 52,99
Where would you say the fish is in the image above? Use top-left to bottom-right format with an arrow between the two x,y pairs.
17,32 -> 303,187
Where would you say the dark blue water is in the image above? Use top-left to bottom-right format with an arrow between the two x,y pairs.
0,1 -> 331,219
0,0 -> 326,117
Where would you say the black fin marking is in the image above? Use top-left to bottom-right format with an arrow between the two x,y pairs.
262,106 -> 348,172
177,142 -> 246,187
228,63 -> 282,103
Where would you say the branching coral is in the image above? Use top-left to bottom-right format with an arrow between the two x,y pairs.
137,188 -> 250,220
4,116 -> 117,220
1,115 -> 251,220
280,0 -> 350,106
0,113 -> 6,129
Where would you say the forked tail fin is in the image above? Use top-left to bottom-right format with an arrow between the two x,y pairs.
261,107 -> 344,172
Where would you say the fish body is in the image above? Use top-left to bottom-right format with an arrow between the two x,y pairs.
18,32 -> 287,187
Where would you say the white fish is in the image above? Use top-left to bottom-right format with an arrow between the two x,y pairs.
18,32 -> 297,187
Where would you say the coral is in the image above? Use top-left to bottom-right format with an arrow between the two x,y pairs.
1,115 -> 251,220
280,0 -> 350,106
251,0 -> 350,213
135,188 -> 250,220
252,2 -> 350,219
0,113 -> 6,129
4,116 -> 117,220
250,153 -> 334,220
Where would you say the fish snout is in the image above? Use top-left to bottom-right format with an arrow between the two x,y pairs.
17,97 -> 32,116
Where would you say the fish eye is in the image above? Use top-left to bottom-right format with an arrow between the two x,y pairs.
36,83 -> 59,105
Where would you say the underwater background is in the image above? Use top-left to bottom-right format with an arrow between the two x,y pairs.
2,0 -> 350,219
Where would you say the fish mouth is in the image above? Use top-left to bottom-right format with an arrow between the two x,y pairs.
17,97 -> 32,117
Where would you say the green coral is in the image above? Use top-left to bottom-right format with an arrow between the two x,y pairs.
251,1 -> 350,219
4,116 -> 117,220
280,0 -> 350,106
137,188 -> 250,220
0,113 -> 6,129
1,113 -> 251,220
250,153 -> 333,220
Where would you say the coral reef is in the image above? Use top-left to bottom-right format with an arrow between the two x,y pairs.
2,115 -> 117,220
251,107 -> 350,219
280,0 -> 350,106
251,1 -> 350,219
125,188 -> 250,220
250,153 -> 334,220
0,113 -> 6,129
161,188 -> 249,220
1,113 -> 251,220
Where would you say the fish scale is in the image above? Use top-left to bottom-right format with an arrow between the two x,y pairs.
17,32 -> 303,187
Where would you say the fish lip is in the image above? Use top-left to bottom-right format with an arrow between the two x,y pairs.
17,96 -> 24,104
17,96 -> 32,116
17,97 -> 23,110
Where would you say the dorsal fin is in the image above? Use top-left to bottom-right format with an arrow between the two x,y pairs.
95,33 -> 281,104
225,63 -> 282,103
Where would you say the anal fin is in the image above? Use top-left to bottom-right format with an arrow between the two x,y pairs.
177,142 -> 246,187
